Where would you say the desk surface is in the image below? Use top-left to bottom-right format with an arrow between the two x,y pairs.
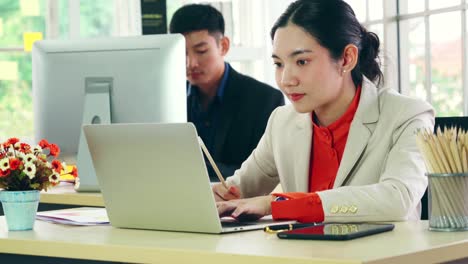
41,183 -> 104,206
1,219 -> 468,264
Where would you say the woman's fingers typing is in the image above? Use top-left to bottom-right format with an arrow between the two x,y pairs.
216,201 -> 237,217
216,195 -> 273,221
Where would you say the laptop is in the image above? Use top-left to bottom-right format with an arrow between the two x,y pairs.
83,123 -> 295,234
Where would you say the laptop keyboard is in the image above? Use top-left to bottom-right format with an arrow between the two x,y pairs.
221,221 -> 257,227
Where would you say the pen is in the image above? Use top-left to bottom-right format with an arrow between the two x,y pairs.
264,223 -> 318,233
198,136 -> 228,189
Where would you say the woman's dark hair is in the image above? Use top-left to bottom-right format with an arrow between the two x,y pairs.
169,4 -> 225,37
271,0 -> 383,87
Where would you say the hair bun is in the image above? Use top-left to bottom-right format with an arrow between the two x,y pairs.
361,31 -> 380,60
357,29 -> 383,86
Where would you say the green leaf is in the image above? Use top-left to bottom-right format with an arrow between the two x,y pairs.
18,171 -> 26,180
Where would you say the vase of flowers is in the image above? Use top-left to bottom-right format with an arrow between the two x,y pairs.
0,138 -> 74,231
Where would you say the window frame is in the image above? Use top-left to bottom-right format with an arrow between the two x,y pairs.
349,0 -> 468,116
397,0 -> 468,115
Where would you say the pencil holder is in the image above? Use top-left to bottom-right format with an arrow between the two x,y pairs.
427,173 -> 468,231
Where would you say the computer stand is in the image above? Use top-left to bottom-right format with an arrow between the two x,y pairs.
76,77 -> 112,192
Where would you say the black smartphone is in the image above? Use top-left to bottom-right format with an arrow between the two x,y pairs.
277,223 -> 395,240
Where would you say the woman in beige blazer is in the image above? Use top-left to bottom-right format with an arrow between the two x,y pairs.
214,0 -> 435,223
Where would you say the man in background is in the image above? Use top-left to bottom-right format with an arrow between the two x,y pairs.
170,4 -> 284,181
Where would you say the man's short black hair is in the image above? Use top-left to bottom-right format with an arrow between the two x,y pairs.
169,4 -> 225,36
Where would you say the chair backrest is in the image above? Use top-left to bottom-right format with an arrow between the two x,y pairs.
420,116 -> 468,220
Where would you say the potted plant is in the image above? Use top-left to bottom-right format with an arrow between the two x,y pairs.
0,138 -> 76,231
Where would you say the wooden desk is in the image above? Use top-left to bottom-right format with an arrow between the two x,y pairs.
1,219 -> 468,263
41,183 -> 104,207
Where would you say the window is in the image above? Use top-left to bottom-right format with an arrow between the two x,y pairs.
347,0 -> 467,116
399,0 -> 466,116
0,0 -> 46,139
0,0 -> 140,140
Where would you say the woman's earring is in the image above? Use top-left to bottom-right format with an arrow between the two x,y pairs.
342,69 -> 347,73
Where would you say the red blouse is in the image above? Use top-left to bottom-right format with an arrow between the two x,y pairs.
271,86 -> 362,222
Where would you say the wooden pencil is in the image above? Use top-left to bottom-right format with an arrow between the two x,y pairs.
416,127 -> 468,229
197,137 -> 228,189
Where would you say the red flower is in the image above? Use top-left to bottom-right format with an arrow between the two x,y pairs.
3,138 -> 20,149
49,144 -> 60,157
7,138 -> 20,146
71,166 -> 78,178
38,139 -> 50,149
9,158 -> 21,171
19,143 -> 31,153
0,169 -> 10,177
51,160 -> 63,173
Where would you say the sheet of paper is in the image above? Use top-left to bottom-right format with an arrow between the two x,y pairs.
36,207 -> 109,226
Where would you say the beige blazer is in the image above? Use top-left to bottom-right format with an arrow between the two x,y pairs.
226,78 -> 435,222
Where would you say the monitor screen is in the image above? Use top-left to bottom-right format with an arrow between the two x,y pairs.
32,34 -> 187,164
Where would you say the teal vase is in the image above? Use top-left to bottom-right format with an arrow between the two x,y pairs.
0,190 -> 40,231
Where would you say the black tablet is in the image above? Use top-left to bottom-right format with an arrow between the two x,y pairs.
277,223 -> 395,240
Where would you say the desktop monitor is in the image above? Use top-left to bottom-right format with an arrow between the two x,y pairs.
32,34 -> 187,191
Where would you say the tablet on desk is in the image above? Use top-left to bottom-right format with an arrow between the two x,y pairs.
277,223 -> 395,240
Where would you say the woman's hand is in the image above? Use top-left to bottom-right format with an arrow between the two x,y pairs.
212,183 -> 241,201
216,195 -> 274,221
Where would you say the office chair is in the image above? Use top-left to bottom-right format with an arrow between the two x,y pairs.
420,116 -> 468,220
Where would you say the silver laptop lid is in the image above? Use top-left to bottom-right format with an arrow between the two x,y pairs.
83,123 -> 223,233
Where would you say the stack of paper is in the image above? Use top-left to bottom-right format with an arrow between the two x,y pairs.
36,207 -> 109,226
